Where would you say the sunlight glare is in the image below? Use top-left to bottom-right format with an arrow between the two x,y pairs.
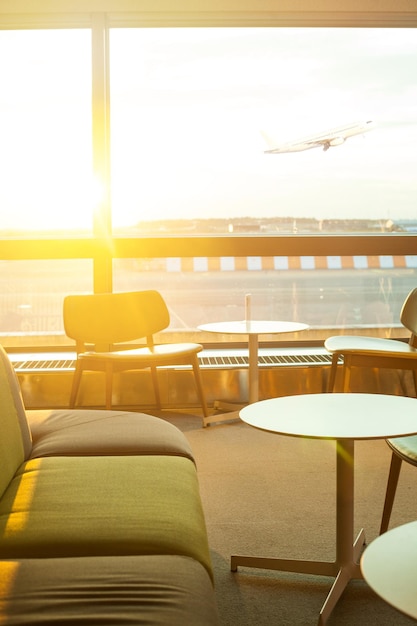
0,29 -> 92,233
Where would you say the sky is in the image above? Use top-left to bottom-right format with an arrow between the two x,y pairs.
0,27 -> 416,230
110,27 -> 417,226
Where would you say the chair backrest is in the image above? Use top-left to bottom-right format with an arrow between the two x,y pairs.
0,346 -> 32,498
63,291 -> 170,351
400,287 -> 417,347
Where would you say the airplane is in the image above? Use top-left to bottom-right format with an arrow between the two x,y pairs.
262,120 -> 375,154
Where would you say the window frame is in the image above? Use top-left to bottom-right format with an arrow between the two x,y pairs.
0,2 -> 416,348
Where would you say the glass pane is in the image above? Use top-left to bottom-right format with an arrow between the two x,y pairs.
109,27 -> 417,235
0,30 -> 93,236
0,260 -> 93,347
113,256 -> 417,342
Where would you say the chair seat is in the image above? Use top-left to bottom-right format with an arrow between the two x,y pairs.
325,335 -> 417,358
387,435 -> 417,465
80,342 -> 203,364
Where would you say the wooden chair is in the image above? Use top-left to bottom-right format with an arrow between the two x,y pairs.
324,287 -> 417,393
325,288 -> 417,535
64,291 -> 209,425
380,435 -> 417,534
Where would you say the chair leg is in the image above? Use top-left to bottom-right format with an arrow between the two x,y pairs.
380,452 -> 403,535
69,362 -> 83,408
150,366 -> 162,410
342,357 -> 351,393
191,356 -> 209,424
336,354 -> 352,393
412,369 -> 417,398
327,354 -> 339,392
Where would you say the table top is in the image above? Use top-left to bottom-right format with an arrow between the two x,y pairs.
361,520 -> 417,620
198,320 -> 308,335
240,393 -> 417,440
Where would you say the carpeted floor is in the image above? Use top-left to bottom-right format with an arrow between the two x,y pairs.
155,408 -> 417,626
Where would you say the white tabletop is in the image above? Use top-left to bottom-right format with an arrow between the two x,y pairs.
361,520 -> 417,620
240,393 -> 417,440
198,320 -> 308,335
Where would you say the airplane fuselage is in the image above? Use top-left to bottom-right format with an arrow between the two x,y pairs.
265,120 -> 375,154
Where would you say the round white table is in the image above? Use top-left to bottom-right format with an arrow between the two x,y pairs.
361,520 -> 417,620
231,393 -> 417,626
198,321 -> 308,424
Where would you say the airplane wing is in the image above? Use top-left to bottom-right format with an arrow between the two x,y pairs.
314,136 -> 346,151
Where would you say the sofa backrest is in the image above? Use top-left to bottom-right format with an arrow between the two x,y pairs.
0,346 -> 32,498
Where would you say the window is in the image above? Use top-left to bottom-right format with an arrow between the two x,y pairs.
0,29 -> 92,235
109,27 -> 417,235
0,19 -> 416,347
113,255 -> 416,344
0,260 -> 93,345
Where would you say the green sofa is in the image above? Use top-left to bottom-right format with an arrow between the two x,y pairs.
0,346 -> 218,625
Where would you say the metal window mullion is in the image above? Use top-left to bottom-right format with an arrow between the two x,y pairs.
91,13 -> 112,294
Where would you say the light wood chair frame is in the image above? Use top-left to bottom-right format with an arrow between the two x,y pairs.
325,287 -> 417,393
324,287 -> 417,536
380,436 -> 417,534
64,291 -> 209,424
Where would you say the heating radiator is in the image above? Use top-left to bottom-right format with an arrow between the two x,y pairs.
11,347 -> 409,411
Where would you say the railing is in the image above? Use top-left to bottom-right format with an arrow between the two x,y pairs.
1,234 -> 417,260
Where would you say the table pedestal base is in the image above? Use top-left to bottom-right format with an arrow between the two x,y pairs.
199,326 -> 263,426
213,400 -> 245,412
231,439 -> 366,625
231,528 -> 364,625
204,406 -> 241,427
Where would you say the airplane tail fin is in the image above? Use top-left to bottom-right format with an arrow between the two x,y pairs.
260,130 -> 278,151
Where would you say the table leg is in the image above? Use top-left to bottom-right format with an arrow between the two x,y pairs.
203,332 -> 258,425
318,439 -> 364,624
248,332 -> 259,404
336,439 -> 355,565
231,438 -> 365,625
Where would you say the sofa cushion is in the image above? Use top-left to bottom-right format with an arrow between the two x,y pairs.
0,455 -> 212,581
0,555 -> 219,625
27,409 -> 195,461
0,348 -> 31,500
